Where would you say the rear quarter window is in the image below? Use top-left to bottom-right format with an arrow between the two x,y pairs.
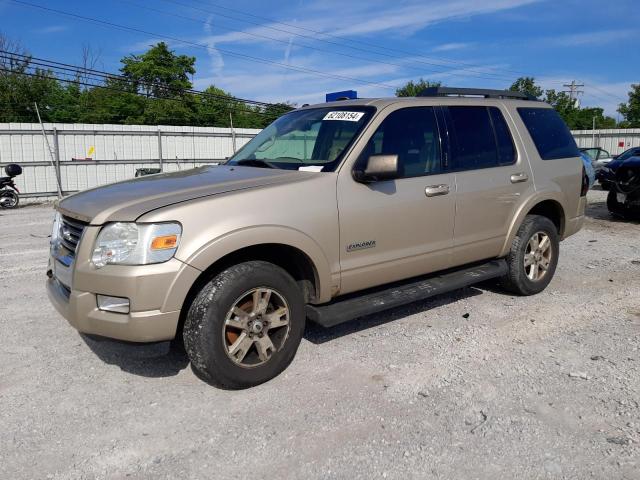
517,108 -> 579,160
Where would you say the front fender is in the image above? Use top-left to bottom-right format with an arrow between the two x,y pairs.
180,225 -> 335,303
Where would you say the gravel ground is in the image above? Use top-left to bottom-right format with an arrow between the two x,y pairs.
1,189 -> 639,480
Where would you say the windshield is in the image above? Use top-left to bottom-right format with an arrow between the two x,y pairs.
618,148 -> 640,161
228,106 -> 374,171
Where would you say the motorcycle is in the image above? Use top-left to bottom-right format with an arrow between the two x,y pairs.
0,163 -> 22,209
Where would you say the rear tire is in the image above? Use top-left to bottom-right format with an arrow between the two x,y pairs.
0,190 -> 19,209
500,215 -> 559,296
183,261 -> 305,389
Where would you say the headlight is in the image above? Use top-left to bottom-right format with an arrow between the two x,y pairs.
50,211 -> 62,246
91,222 -> 181,268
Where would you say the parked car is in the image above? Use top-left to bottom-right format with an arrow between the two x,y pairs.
580,147 -> 612,172
596,154 -> 640,217
596,146 -> 640,189
613,146 -> 640,160
580,152 -> 595,188
47,87 -> 586,388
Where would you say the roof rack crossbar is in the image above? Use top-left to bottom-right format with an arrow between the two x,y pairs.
418,87 -> 537,101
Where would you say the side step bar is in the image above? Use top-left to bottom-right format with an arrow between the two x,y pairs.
306,259 -> 507,328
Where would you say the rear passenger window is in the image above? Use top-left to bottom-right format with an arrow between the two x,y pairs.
517,108 -> 580,160
447,106 -> 499,170
489,107 -> 516,165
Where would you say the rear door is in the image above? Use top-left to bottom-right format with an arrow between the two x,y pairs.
443,105 -> 534,266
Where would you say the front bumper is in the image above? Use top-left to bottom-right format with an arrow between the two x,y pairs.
47,276 -> 181,342
47,223 -> 202,342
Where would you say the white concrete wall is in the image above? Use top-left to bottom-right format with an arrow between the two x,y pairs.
571,128 -> 640,155
0,123 -> 260,196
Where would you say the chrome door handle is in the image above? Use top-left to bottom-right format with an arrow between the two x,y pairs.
425,184 -> 450,197
510,172 -> 529,183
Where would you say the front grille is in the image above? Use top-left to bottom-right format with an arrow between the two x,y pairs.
60,216 -> 87,255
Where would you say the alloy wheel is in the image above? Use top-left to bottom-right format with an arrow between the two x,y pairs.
524,231 -> 552,281
222,287 -> 291,368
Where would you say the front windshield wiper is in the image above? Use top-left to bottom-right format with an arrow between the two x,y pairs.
235,159 -> 277,169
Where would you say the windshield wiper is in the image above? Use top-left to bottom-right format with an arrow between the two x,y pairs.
235,159 -> 277,169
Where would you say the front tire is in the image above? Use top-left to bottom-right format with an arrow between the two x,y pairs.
501,215 -> 559,296
183,261 -> 305,389
607,190 -> 627,218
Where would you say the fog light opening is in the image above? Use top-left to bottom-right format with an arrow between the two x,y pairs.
97,295 -> 130,314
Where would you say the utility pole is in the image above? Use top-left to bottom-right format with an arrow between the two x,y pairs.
563,80 -> 584,107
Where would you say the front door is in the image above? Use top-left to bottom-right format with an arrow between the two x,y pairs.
337,106 -> 455,295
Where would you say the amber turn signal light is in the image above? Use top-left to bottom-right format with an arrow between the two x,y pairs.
150,235 -> 178,250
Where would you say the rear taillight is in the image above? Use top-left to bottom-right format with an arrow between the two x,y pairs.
581,166 -> 589,197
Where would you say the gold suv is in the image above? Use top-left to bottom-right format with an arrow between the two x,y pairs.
47,88 -> 587,388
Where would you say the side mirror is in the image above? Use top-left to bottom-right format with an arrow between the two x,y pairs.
353,154 -> 398,183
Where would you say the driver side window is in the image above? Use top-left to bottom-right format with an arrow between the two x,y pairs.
359,107 -> 442,178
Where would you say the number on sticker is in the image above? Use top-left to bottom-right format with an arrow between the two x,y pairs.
323,111 -> 365,122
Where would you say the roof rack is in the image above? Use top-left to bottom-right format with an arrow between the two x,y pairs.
419,87 -> 537,101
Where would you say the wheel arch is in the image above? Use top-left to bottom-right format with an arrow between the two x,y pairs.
173,226 -> 334,340
499,195 -> 566,257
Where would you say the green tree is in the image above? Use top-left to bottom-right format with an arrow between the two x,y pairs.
120,42 -> 196,98
618,84 -> 640,127
395,78 -> 441,97
509,77 -> 543,99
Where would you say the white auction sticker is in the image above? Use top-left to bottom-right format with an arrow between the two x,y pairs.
323,111 -> 365,122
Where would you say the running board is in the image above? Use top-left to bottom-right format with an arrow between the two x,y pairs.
306,259 -> 507,328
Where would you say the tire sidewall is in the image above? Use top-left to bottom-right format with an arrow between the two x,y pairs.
0,190 -> 19,209
184,261 -> 305,389
510,216 -> 560,295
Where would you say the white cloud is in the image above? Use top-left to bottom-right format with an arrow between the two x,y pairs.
545,29 -> 636,47
204,15 -> 225,77
35,25 -> 67,34
432,42 -> 474,52
196,0 -> 539,47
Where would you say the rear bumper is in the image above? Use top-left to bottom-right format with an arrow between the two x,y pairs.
563,214 -> 584,239
562,196 -> 586,240
47,276 -> 180,342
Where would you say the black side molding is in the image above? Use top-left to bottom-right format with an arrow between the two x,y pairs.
306,259 -> 507,328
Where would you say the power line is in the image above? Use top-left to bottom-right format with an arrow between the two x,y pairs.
122,0 -> 518,83
583,83 -> 627,103
9,0 -> 402,91
0,50 -> 291,110
160,0 -> 531,80
0,65 -> 290,120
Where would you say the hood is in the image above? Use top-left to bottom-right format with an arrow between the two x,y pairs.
57,165 -> 306,224
608,156 -> 640,172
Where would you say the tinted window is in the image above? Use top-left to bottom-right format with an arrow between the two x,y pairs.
361,107 -> 442,178
447,106 -> 499,170
489,107 -> 516,165
518,108 -> 579,160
